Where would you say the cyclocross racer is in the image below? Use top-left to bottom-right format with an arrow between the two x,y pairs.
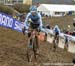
24,5 -> 43,31
53,25 -> 60,39
23,5 -> 43,50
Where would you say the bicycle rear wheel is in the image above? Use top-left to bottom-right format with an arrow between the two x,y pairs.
53,40 -> 57,51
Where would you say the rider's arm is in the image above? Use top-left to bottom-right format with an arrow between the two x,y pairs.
24,12 -> 31,28
22,13 -> 31,34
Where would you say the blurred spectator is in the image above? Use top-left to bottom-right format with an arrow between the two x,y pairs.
46,24 -> 50,29
72,31 -> 75,36
20,14 -> 25,22
67,31 -> 71,35
65,30 -> 71,35
72,57 -> 75,66
73,22 -> 75,27
13,15 -> 17,19
12,13 -> 17,19
73,18 -> 75,27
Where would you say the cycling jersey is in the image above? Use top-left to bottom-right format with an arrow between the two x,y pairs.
29,14 -> 40,24
24,12 -> 43,30
53,25 -> 60,34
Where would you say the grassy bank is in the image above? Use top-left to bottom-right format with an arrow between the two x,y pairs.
43,15 -> 75,30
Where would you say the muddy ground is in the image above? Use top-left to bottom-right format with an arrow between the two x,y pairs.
0,27 -> 75,66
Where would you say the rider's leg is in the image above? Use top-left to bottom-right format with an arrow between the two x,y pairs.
33,23 -> 40,49
57,35 -> 59,43
35,33 -> 39,49
53,34 -> 57,51
35,36 -> 40,54
28,31 -> 33,48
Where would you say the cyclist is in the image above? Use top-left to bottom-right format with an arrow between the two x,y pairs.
23,5 -> 43,51
53,25 -> 60,44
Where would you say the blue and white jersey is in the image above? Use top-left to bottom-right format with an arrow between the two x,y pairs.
53,25 -> 60,34
24,12 -> 43,29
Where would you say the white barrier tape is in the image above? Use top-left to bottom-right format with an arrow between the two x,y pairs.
42,28 -> 75,42
47,34 -> 75,53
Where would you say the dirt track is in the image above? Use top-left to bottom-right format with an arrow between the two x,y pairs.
0,27 -> 75,66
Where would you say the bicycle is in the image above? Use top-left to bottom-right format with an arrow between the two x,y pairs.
64,35 -> 68,51
53,34 -> 59,51
22,28 -> 39,62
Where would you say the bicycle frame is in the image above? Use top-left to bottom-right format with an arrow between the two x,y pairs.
53,35 -> 59,51
26,29 -> 39,62
31,29 -> 36,39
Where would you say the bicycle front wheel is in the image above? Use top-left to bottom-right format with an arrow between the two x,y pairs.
32,37 -> 37,59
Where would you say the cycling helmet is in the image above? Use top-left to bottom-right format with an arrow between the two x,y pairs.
54,25 -> 59,31
30,5 -> 37,12
54,25 -> 59,29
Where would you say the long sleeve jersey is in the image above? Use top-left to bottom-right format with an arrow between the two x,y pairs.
24,12 -> 43,28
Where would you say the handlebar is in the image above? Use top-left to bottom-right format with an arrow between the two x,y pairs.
22,27 -> 37,35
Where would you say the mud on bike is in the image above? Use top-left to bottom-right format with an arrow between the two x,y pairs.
22,28 -> 40,62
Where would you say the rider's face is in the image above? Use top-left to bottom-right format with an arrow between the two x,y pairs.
31,12 -> 36,16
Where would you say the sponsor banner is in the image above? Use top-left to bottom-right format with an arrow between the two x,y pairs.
0,12 -> 22,32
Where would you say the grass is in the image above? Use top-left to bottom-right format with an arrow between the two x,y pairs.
43,15 -> 75,31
